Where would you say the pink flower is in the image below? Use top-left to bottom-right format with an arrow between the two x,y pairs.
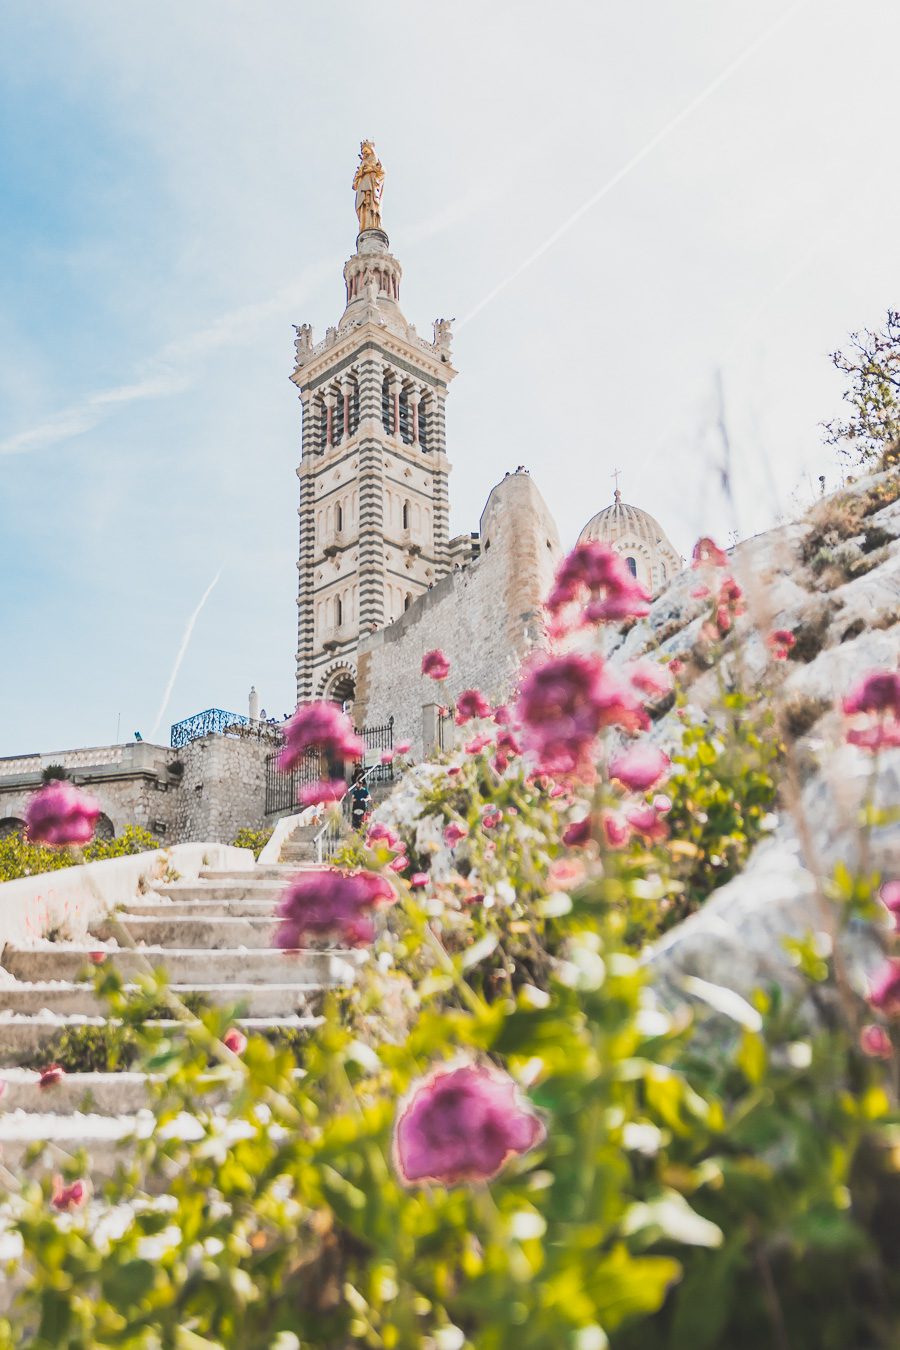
609,744 -> 670,793
410,871 -> 430,888
626,803 -> 669,843
879,880 -> 900,929
860,1024 -> 892,1059
456,689 -> 492,724
547,542 -> 650,629
842,670 -> 900,752
223,1028 -> 247,1055
274,869 -> 395,949
444,822 -> 468,848
668,658 -> 685,676
691,536 -> 728,568
602,811 -> 631,848
51,1176 -> 87,1212
278,702 -> 363,773
716,577 -> 745,636
548,858 -> 584,890
395,740 -> 412,754
298,779 -> 346,807
492,705 -> 512,725
517,654 -> 648,779
563,816 -> 591,847
465,733 -> 493,756
380,750 -> 395,765
627,660 -> 673,700
768,629 -> 796,661
448,766 -> 461,776
88,951 -> 106,965
393,1062 -> 544,1186
25,781 -> 101,848
422,649 -> 450,681
366,822 -> 403,851
39,1064 -> 65,1089
492,729 -> 522,774
481,810 -> 502,830
463,892 -> 485,906
869,959 -> 900,1016
691,584 -> 711,600
389,854 -> 409,873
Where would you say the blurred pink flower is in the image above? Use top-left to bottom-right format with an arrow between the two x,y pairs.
366,822 -> 403,851
768,628 -> 796,661
410,871 -> 429,888
668,658 -> 685,676
843,670 -> 900,752
389,854 -> 409,873
627,660 -> 673,700
626,803 -> 670,844
393,1062 -> 544,1186
481,810 -> 502,830
395,740 -> 412,754
716,577 -> 745,637
869,959 -> 900,1016
691,585 -> 711,600
39,1064 -> 65,1089
88,951 -> 106,965
517,653 -> 647,779
548,858 -> 584,890
609,744 -> 670,793
422,649 -> 450,680
691,537 -> 728,568
274,869 -> 395,949
456,689 -> 492,723
444,822 -> 468,848
547,542 -> 650,628
223,1028 -> 247,1056
602,811 -> 631,849
51,1176 -> 87,1212
465,733 -> 493,755
298,779 -> 346,807
278,702 -> 363,773
25,781 -> 100,848
380,750 -> 395,765
563,816 -> 591,847
860,1024 -> 892,1059
879,880 -> 900,929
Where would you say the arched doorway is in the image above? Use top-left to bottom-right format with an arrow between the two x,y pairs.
322,668 -> 356,711
0,818 -> 25,840
94,814 -> 115,842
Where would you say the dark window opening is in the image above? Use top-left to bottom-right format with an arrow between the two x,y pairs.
625,556 -> 637,577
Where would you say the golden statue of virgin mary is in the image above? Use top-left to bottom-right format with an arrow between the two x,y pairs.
353,140 -> 385,233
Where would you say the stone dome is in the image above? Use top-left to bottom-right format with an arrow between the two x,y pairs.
578,493 -> 681,596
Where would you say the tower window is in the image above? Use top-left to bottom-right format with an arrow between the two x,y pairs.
398,386 -> 412,444
335,596 -> 343,628
402,500 -> 410,530
336,503 -> 343,533
624,556 -> 637,577
419,396 -> 429,451
382,376 -> 392,434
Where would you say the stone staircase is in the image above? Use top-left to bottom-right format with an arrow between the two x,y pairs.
0,821 -> 360,1176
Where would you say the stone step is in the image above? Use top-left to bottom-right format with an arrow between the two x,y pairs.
0,982 -> 329,1018
120,899 -> 281,918
93,915 -> 280,949
0,1013 -> 321,1064
279,847 -> 319,863
200,867 -> 295,882
0,1068 -> 154,1114
150,881 -> 286,903
2,945 -> 366,986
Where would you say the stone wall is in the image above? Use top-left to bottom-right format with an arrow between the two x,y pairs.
0,735 -> 277,847
173,734 -> 273,843
354,471 -> 562,755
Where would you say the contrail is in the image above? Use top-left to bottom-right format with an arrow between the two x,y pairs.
458,0 -> 811,328
150,569 -> 222,739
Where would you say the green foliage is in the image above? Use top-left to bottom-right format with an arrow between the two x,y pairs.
0,824 -> 160,883
230,826 -> 274,859
823,310 -> 900,467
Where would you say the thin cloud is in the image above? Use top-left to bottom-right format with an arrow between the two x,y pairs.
0,260 -> 335,459
149,568 -> 222,741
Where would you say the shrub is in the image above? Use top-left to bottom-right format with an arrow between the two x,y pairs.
230,826 -> 273,858
0,823 -> 160,883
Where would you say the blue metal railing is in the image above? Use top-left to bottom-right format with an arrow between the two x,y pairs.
170,708 -> 263,749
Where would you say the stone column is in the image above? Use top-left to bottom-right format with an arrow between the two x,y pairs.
390,378 -> 402,440
324,391 -> 336,449
409,388 -> 421,447
341,377 -> 353,440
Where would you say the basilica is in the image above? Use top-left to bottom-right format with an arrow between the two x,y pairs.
290,143 -> 681,735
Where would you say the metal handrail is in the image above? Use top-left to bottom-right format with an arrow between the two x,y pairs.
313,760 -> 387,863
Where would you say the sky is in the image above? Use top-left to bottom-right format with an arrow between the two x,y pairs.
1,0 -> 898,756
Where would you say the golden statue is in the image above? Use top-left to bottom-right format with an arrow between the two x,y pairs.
353,140 -> 384,232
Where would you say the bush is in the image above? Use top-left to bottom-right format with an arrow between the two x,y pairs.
0,824 -> 160,883
229,826 -> 273,859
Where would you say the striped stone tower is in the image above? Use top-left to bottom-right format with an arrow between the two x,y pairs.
290,144 -> 456,709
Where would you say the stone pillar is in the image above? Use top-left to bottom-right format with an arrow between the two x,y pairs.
324,391 -> 336,449
409,388 -> 420,447
422,702 -> 442,755
249,686 -> 260,724
390,378 -> 402,440
341,377 -> 353,440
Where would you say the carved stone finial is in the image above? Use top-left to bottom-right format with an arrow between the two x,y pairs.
293,323 -> 313,364
353,140 -> 385,232
433,317 -> 454,353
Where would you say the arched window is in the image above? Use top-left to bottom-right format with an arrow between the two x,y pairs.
419,395 -> 429,451
336,503 -> 343,533
335,596 -> 343,628
382,375 -> 392,434
625,556 -> 638,577
402,500 -> 411,531
398,386 -> 412,443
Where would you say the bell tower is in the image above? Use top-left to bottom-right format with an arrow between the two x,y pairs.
290,142 -> 456,707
